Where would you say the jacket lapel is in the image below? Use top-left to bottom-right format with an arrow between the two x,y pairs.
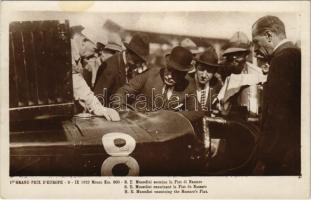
117,53 -> 126,85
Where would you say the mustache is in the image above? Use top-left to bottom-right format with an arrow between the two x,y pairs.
255,47 -> 270,59
164,74 -> 176,86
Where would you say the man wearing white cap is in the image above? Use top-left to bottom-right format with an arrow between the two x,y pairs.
80,28 -> 110,88
70,25 -> 120,121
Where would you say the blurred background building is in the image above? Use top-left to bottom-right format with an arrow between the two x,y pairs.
10,11 -> 301,67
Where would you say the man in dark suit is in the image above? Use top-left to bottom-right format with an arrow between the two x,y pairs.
94,34 -> 149,106
252,15 -> 301,175
114,46 -> 204,123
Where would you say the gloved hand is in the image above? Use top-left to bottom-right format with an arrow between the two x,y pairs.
94,107 -> 121,121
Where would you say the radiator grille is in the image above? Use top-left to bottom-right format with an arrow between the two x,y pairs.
9,20 -> 74,121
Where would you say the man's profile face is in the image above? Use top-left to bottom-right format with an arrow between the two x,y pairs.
83,57 -> 98,72
128,51 -> 144,68
252,26 -> 274,58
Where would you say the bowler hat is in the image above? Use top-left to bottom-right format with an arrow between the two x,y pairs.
167,46 -> 193,72
223,31 -> 250,56
194,47 -> 220,68
124,34 -> 149,62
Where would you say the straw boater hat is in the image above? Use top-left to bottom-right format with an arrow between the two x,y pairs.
223,31 -> 250,56
124,34 -> 150,62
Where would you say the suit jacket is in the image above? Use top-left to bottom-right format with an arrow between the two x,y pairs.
93,52 -> 127,106
259,41 -> 301,170
115,67 -> 205,123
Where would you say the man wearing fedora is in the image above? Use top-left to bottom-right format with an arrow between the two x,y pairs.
114,46 -> 204,123
94,34 -> 150,106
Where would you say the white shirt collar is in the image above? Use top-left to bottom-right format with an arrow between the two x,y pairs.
122,51 -> 127,65
273,39 -> 290,52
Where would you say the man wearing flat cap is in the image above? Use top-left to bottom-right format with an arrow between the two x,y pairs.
217,31 -> 266,119
252,15 -> 301,175
221,31 -> 261,79
94,34 -> 150,106
114,46 -> 204,123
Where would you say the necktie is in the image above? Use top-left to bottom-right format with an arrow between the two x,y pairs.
125,66 -> 133,83
201,89 -> 207,111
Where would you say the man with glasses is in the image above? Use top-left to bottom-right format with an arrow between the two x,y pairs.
221,31 -> 261,77
217,31 -> 265,119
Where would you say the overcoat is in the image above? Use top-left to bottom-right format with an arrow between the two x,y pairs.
259,41 -> 301,174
